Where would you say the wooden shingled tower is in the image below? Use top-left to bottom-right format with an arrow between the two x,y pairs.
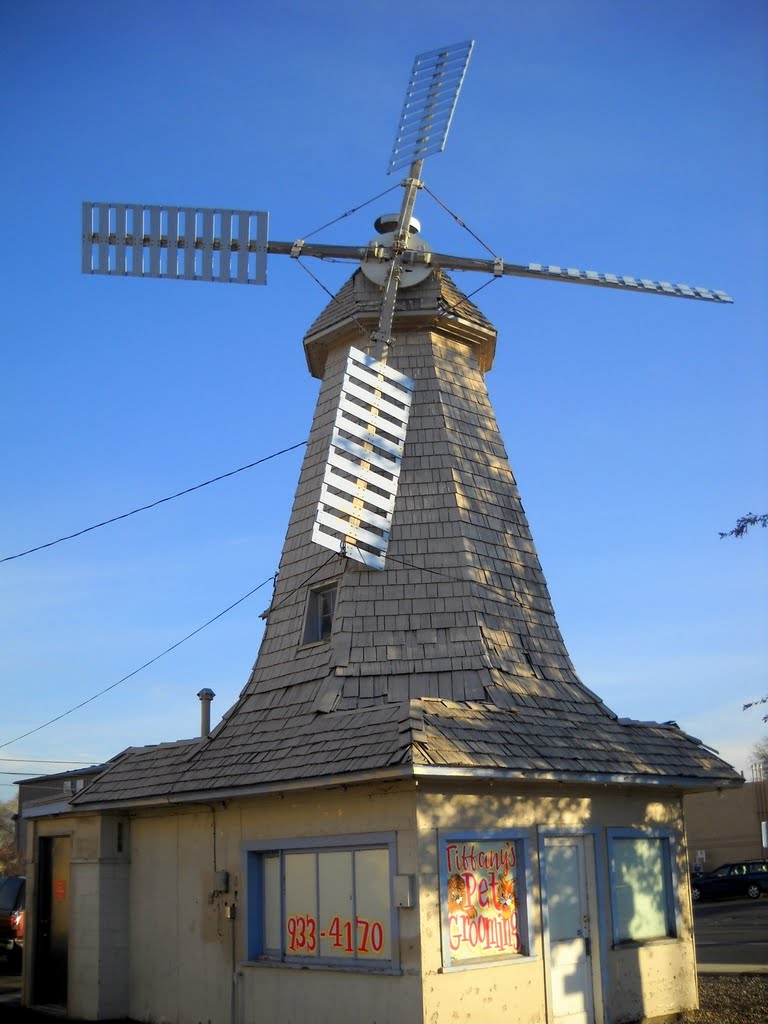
184,262 -> 737,790
253,268 -> 591,718
74,258 -> 738,804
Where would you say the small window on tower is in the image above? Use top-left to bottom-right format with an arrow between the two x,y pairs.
302,583 -> 338,645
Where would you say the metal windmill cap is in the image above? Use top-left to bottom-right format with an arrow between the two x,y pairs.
373,213 -> 421,235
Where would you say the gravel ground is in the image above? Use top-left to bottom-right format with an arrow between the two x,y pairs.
679,975 -> 768,1024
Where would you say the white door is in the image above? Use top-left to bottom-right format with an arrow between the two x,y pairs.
543,836 -> 595,1024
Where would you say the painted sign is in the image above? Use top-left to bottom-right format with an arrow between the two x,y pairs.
443,838 -> 522,962
285,914 -> 386,956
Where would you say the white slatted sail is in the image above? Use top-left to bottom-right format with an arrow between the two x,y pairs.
525,262 -> 732,302
387,40 -> 474,174
82,203 -> 269,285
312,348 -> 414,570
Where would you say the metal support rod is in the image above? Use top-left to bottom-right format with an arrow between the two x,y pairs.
393,160 -> 424,250
83,233 -> 732,303
373,159 -> 425,359
274,243 -> 732,303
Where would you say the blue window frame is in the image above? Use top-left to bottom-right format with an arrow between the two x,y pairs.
607,829 -> 680,945
243,833 -> 399,971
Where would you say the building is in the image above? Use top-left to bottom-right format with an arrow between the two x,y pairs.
22,258 -> 741,1023
15,765 -> 105,863
684,766 -> 767,870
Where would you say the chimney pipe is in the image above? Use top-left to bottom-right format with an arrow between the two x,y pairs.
197,688 -> 215,737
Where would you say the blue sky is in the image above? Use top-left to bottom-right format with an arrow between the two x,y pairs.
1,1 -> 765,799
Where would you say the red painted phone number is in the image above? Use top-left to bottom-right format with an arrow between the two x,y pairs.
286,914 -> 385,955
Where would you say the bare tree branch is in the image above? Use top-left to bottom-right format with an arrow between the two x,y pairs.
744,696 -> 768,723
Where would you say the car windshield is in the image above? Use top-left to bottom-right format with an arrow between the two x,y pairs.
0,877 -> 23,910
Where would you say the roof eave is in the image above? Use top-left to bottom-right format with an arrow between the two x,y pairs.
68,766 -> 414,812
411,764 -> 744,791
67,760 -> 743,813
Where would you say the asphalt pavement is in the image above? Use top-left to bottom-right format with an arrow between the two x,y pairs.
0,957 -> 26,1010
0,958 -> 27,1017
694,896 -> 768,973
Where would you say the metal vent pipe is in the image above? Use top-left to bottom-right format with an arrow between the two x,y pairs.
197,688 -> 215,737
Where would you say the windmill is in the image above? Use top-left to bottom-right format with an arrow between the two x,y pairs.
81,40 -> 731,572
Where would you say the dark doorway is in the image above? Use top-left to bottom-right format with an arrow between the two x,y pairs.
34,835 -> 71,1007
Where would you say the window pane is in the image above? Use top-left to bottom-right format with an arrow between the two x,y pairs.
613,838 -> 671,942
303,585 -> 337,644
249,841 -> 395,967
318,851 -> 354,958
263,855 -> 281,951
318,588 -> 336,640
284,853 -> 318,958
355,849 -> 391,960
546,844 -> 581,942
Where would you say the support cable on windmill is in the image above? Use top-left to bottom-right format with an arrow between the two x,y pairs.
81,39 -> 731,574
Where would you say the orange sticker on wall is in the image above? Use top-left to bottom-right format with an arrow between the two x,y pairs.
53,879 -> 67,901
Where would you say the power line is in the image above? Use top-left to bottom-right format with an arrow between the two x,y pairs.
0,542 -> 541,756
0,758 -> 96,764
0,574 -> 275,752
1,441 -> 307,564
165,552 -> 345,794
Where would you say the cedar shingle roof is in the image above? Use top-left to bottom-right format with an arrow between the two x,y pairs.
73,269 -> 740,807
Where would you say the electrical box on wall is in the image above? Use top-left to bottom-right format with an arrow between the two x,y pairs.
393,874 -> 414,908
213,870 -> 230,894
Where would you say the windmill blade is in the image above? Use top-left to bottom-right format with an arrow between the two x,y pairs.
425,250 -> 734,303
387,40 -> 474,174
521,261 -> 733,303
312,347 -> 414,570
82,202 -> 269,285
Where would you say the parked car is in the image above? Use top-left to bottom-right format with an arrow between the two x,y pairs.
691,860 -> 768,902
0,876 -> 25,970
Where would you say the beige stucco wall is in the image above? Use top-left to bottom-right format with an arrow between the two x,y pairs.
22,813 -> 130,1020
25,778 -> 698,1024
128,782 -> 421,1024
416,781 -> 697,1024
